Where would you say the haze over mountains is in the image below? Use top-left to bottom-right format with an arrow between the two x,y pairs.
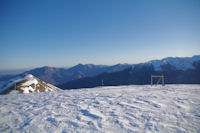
1,55 -> 200,91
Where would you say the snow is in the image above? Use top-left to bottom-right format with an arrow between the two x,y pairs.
22,74 -> 38,86
20,86 -> 35,93
0,84 -> 200,132
9,90 -> 19,94
24,74 -> 33,79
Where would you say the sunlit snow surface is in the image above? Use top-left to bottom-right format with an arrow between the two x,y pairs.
0,85 -> 200,132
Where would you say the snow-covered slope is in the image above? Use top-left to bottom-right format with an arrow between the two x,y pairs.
137,55 -> 200,71
0,85 -> 199,132
0,74 -> 62,94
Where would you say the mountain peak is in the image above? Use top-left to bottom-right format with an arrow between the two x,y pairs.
76,63 -> 84,67
71,64 -> 95,70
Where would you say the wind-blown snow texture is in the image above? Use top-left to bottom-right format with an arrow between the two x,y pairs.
0,85 -> 200,132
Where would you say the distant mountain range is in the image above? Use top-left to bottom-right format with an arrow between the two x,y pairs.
58,55 -> 200,89
23,63 -> 132,85
1,55 -> 200,91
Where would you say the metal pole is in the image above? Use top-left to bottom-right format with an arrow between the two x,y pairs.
162,75 -> 164,86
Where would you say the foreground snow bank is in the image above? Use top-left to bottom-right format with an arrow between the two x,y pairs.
0,85 -> 200,132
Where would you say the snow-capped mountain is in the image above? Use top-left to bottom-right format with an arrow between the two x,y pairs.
0,74 -> 62,94
136,55 -> 200,71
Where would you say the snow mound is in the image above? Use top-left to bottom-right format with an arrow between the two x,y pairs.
0,84 -> 199,132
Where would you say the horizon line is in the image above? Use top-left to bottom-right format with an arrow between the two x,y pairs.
0,54 -> 199,72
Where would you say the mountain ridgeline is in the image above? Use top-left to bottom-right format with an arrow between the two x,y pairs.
24,64 -> 131,85
58,55 -> 200,89
1,55 -> 200,90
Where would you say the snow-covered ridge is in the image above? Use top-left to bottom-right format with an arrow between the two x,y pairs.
136,55 -> 200,71
0,74 -> 62,94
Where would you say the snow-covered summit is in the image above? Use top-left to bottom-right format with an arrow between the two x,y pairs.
0,74 -> 62,94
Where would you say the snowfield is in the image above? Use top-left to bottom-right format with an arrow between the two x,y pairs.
0,85 -> 200,133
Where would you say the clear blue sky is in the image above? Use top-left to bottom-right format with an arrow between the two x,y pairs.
0,0 -> 200,70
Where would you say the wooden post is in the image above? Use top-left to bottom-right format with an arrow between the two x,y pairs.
151,74 -> 165,86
